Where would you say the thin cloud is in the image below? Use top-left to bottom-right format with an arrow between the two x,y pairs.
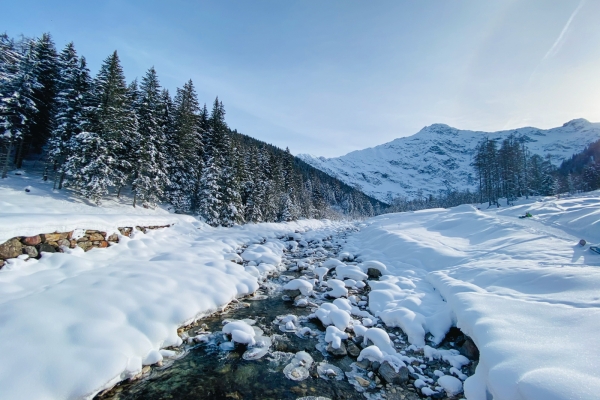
542,0 -> 585,61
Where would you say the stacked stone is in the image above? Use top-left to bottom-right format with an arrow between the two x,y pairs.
0,225 -> 170,269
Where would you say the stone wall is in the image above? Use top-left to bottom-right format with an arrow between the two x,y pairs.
0,225 -> 170,269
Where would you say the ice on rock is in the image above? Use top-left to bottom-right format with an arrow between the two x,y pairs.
143,349 -> 163,365
424,346 -> 470,369
360,260 -> 388,275
223,320 -> 256,346
325,326 -> 348,349
344,279 -> 357,288
330,308 -> 351,330
322,258 -> 345,269
316,362 -> 344,380
421,387 -> 438,396
283,351 -> 314,381
450,366 -> 467,380
353,324 -> 368,337
354,281 -> 366,289
326,279 -> 348,298
362,318 -> 374,327
224,252 -> 243,263
437,375 -> 463,396
283,279 -> 314,296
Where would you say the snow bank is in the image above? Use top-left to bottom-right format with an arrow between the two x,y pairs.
344,194 -> 600,400
0,196 -> 345,399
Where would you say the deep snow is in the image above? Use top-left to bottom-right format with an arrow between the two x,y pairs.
343,192 -> 600,399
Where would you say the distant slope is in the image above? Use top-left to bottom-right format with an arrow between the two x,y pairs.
298,119 -> 600,203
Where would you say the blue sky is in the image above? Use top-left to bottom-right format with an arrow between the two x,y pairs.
3,0 -> 600,157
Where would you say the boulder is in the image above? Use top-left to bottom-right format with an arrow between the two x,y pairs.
327,342 -> 347,357
88,232 -> 105,241
39,243 -> 56,253
41,232 -> 68,242
367,268 -> 382,279
23,246 -> 38,258
459,338 -> 479,360
0,238 -> 23,259
77,241 -> 93,251
347,341 -> 361,357
378,361 -> 409,384
21,235 -> 41,246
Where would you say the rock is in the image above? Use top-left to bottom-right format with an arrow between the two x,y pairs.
579,239 -> 587,246
41,232 -> 68,242
97,241 -> 109,248
39,243 -> 56,253
57,239 -> 70,248
69,240 -> 77,248
119,227 -> 132,237
21,235 -> 41,246
107,233 -> 119,242
367,268 -> 382,279
378,362 -> 409,385
23,246 -> 38,258
327,342 -> 347,357
88,232 -> 105,241
355,358 -> 371,370
459,338 -> 479,360
283,289 -> 301,298
77,241 -> 93,251
0,260 -> 4,269
347,341 -> 361,357
372,361 -> 381,371
0,238 -> 23,259
355,376 -> 371,387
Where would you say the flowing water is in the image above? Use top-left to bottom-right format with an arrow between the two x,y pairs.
97,228 -> 475,400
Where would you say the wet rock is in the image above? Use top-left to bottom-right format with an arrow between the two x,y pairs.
372,361 -> 381,371
38,243 -> 56,253
283,289 -> 301,298
459,338 -> 479,360
367,268 -> 382,279
23,246 -> 38,258
21,235 -> 41,246
347,341 -> 361,357
378,362 -> 409,385
0,238 -> 23,259
327,342 -> 347,357
356,358 -> 371,369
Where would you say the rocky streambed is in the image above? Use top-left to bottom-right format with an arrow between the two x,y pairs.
97,226 -> 478,400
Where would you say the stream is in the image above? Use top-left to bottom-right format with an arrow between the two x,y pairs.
97,226 -> 476,400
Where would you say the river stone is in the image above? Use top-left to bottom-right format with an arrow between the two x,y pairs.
378,361 -> 409,384
22,235 -> 41,246
39,243 -> 56,253
0,238 -> 23,259
23,246 -> 38,258
347,341 -> 361,357
367,268 -> 382,279
283,289 -> 301,298
57,239 -> 70,248
327,342 -> 347,357
459,338 -> 479,360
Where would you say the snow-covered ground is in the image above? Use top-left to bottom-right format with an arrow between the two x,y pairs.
343,192 -> 600,399
2,169 -> 600,400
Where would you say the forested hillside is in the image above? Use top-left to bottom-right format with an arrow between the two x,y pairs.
0,32 -> 382,225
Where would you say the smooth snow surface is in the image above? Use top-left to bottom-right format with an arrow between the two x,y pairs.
344,192 -> 600,400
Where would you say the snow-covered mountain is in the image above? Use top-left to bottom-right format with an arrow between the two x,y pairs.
299,119 -> 600,203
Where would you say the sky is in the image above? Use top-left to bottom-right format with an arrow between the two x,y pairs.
3,0 -> 600,157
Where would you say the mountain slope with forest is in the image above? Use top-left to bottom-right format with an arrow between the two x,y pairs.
299,119 -> 600,203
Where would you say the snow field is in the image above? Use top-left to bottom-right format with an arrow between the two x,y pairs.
344,195 -> 600,400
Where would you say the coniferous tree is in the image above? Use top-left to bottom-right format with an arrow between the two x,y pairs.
131,67 -> 169,207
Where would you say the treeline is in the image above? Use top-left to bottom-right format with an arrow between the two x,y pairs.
0,32 -> 382,225
387,189 -> 479,213
557,138 -> 600,192
471,134 -> 559,205
472,134 -> 600,205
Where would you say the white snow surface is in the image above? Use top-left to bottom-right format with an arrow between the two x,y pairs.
0,176 -> 347,399
299,119 -> 600,202
344,192 -> 600,400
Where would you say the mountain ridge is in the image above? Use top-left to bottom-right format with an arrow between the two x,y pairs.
298,119 -> 600,203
